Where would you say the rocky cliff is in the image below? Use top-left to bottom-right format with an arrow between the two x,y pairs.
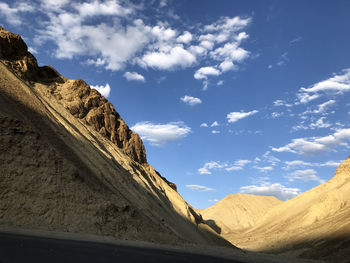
0,26 -> 146,165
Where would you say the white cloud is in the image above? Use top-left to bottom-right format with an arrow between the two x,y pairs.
180,95 -> 202,106
217,80 -> 224,86
262,151 -> 280,166
123,71 -> 145,82
273,99 -> 292,107
211,121 -> 219,127
240,182 -> 300,201
28,47 -> 39,54
204,16 -> 251,36
313,100 -> 336,114
212,130 -> 220,134
297,69 -> 350,104
177,31 -> 192,44
253,166 -> 273,172
210,43 -> 249,63
297,92 -> 321,104
91,83 -> 111,97
74,0 -> 132,17
37,17 -> 152,70
283,160 -> 342,170
186,184 -> 214,191
272,128 -> 350,155
226,159 -> 251,171
227,110 -> 258,123
289,36 -> 302,45
194,66 -> 221,80
209,199 -> 219,202
198,161 -> 224,175
0,2 -> 35,25
40,0 -> 69,10
271,112 -> 283,118
200,123 -> 209,128
276,52 -> 288,67
292,117 -> 331,131
141,46 -> 196,70
131,121 -> 191,146
287,169 -> 325,184
302,69 -> 350,94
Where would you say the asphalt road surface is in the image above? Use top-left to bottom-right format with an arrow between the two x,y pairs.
0,232 -> 244,263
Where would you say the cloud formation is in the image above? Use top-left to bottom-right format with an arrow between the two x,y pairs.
123,71 -> 145,82
286,169 -> 325,184
297,68 -> 350,104
131,121 -> 191,146
227,110 -> 258,123
186,184 -> 214,191
91,83 -> 111,97
180,95 -> 202,106
240,182 -> 301,201
272,128 -> 350,155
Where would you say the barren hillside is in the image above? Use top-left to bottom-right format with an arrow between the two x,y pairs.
0,26 -> 229,247
225,157 -> 350,262
200,194 -> 282,234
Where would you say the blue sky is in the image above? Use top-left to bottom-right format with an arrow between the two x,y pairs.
1,0 -> 350,208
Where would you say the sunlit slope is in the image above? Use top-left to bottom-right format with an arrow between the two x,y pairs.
226,157 -> 350,262
0,26 -> 230,247
200,194 -> 282,233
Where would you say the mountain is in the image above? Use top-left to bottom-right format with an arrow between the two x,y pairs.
199,194 -> 282,234
224,157 -> 350,262
0,26 -> 230,247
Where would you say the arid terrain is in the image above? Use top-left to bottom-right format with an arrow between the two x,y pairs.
0,26 -> 227,247
198,157 -> 350,262
199,194 -> 282,234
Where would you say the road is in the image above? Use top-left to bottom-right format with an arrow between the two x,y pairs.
0,232 -> 245,263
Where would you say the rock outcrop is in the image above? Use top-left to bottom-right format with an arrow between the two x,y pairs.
0,26 -> 147,165
0,26 -> 225,247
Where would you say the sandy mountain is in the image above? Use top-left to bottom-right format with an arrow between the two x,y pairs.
0,26 -> 230,247
200,194 -> 282,234
225,156 -> 350,262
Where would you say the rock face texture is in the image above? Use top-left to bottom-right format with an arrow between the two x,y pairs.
199,194 -> 282,234
51,78 -> 147,164
0,27 -> 228,247
0,26 -> 146,165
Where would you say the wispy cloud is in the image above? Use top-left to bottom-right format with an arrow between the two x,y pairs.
91,83 -> 111,97
180,95 -> 202,106
123,72 -> 145,82
227,110 -> 258,123
131,121 -> 191,146
283,160 -> 342,170
272,128 -> 350,155
297,69 -> 350,104
186,184 -> 214,191
286,169 -> 325,184
240,182 -> 300,201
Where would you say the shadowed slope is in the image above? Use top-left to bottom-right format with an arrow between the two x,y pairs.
0,26 -> 230,247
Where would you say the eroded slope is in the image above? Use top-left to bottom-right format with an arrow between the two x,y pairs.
200,194 -> 282,234
225,157 -> 350,262
0,26 -> 229,247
